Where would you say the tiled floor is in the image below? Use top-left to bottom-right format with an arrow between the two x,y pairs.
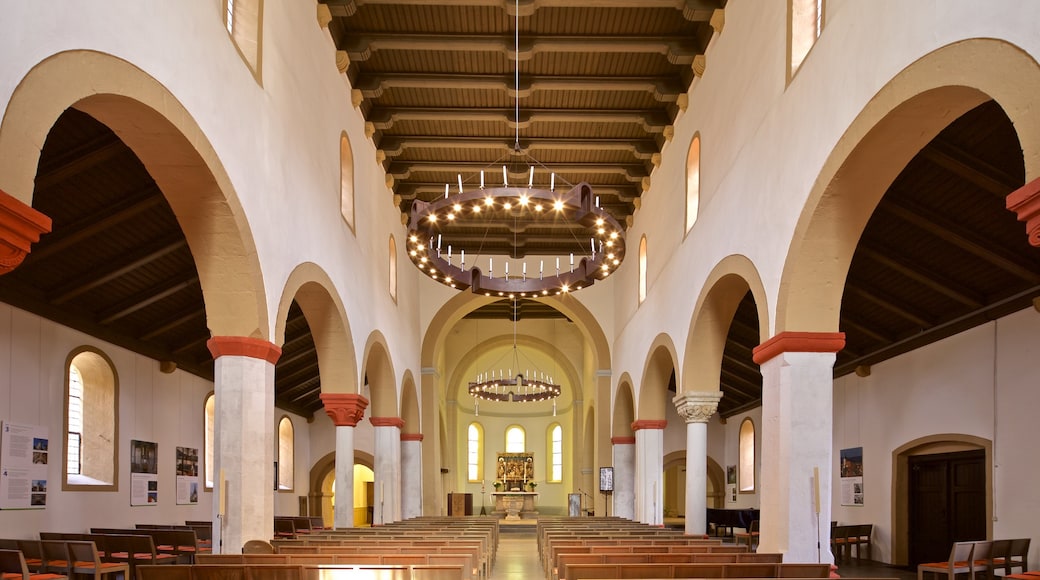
489,529 -> 920,580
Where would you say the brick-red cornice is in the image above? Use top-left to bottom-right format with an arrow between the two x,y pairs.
401,433 -> 424,442
371,416 -> 405,428
752,331 -> 845,365
611,436 -> 635,445
1007,176 -> 1040,247
0,188 -> 52,275
207,336 -> 282,364
631,419 -> 667,431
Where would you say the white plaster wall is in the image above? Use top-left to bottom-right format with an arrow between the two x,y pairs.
0,303 -> 213,535
722,407 -> 763,510
831,307 -> 1040,565
274,410 -> 311,517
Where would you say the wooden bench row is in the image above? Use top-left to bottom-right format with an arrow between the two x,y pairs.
139,563 -> 465,580
198,553 -> 475,580
553,551 -> 783,580
267,540 -> 486,577
559,562 -> 831,580
544,538 -> 746,577
89,528 -> 209,563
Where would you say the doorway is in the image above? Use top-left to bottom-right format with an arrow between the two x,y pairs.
908,449 -> 986,567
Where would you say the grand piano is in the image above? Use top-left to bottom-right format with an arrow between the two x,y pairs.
706,507 -> 760,535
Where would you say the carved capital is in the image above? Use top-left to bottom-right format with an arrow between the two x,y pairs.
321,393 -> 369,427
0,188 -> 52,275
1006,176 -> 1040,247
672,391 -> 722,424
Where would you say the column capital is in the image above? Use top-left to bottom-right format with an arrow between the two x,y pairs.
321,393 -> 369,427
752,331 -> 845,365
631,419 -> 667,431
0,188 -> 52,275
207,336 -> 282,363
1007,176 -> 1040,246
371,416 -> 405,428
672,391 -> 722,424
611,436 -> 635,445
401,433 -> 424,442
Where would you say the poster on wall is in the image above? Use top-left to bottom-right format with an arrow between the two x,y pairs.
840,447 -> 864,506
175,446 -> 199,505
726,465 -> 737,503
0,422 -> 50,509
130,439 -> 159,506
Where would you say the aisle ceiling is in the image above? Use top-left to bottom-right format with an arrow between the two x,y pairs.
0,2 -> 1036,420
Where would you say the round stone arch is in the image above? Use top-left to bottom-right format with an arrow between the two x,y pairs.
682,255 -> 769,395
612,374 -> 635,438
0,49 -> 267,339
276,262 -> 358,395
637,334 -> 679,421
662,450 -> 725,510
308,449 -> 375,523
778,38 -> 1040,334
400,371 -> 419,434
361,331 -> 398,418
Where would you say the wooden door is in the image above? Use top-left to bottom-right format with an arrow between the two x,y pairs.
908,450 -> 985,567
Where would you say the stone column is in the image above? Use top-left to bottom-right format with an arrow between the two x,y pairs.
207,337 -> 281,553
611,436 -> 635,520
0,188 -> 52,275
674,391 -> 722,536
632,420 -> 666,526
753,332 -> 845,563
320,393 -> 369,529
401,433 -> 423,520
371,416 -> 403,524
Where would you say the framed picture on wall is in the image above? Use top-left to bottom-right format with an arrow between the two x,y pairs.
599,467 -> 613,492
726,465 -> 736,485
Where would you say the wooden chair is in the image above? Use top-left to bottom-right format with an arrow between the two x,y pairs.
16,542 -> 44,573
39,542 -> 70,576
918,541 -> 976,580
66,540 -> 129,580
1008,538 -> 1031,575
734,520 -> 760,552
847,524 -> 873,562
0,549 -> 66,580
969,540 -> 994,580
830,525 -> 850,563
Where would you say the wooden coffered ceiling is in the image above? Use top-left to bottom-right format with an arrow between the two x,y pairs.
0,3 -> 1036,420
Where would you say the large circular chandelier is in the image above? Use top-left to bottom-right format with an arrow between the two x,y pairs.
406,177 -> 626,296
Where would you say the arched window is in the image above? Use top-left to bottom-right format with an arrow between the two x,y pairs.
467,423 -> 483,482
505,426 -> 525,453
340,133 -> 355,231
277,416 -> 294,491
638,236 -> 648,304
389,235 -> 397,301
685,135 -> 701,234
204,393 -> 215,489
789,0 -> 824,80
223,0 -> 264,83
738,418 -> 756,492
548,424 -> 563,482
64,348 -> 118,490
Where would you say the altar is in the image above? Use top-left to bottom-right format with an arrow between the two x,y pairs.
491,491 -> 538,520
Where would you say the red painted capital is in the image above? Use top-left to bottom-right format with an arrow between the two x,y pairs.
0,188 -> 52,275
1007,176 -> 1040,246
401,433 -> 424,442
207,336 -> 282,364
371,416 -> 405,429
321,393 -> 369,427
610,436 -> 635,445
752,331 -> 846,365
631,419 -> 667,431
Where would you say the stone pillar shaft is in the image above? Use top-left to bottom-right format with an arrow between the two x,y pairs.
321,392 -> 369,529
611,437 -> 635,520
632,420 -> 666,526
372,417 -> 403,524
207,337 -> 281,554
401,434 -> 424,520
674,391 -> 722,536
753,332 -> 844,563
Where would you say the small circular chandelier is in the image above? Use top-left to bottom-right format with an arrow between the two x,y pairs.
406,178 -> 626,296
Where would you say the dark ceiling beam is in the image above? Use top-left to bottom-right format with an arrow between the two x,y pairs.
879,198 -> 1040,283
169,332 -> 212,356
720,399 -> 762,419
97,273 -> 200,325
856,245 -> 984,309
276,364 -> 324,390
378,136 -> 660,160
721,351 -> 762,378
920,139 -> 1021,198
839,315 -> 893,345
24,186 -> 165,264
34,134 -> 126,190
139,308 -> 206,342
353,73 -> 685,103
843,283 -> 933,329
367,107 -> 672,133
274,398 -> 314,419
341,34 -> 702,65
323,0 -> 721,20
288,383 -> 323,405
276,344 -> 319,369
50,237 -> 189,304
718,369 -> 760,401
279,333 -> 315,355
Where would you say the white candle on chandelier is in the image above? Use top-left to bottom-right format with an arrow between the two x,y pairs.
556,257 -> 560,273
570,253 -> 574,270
489,257 -> 493,277
448,245 -> 452,260
461,249 -> 465,267
502,165 -> 508,187
550,172 -> 555,192
458,174 -> 463,193
540,260 -> 543,279
480,170 -> 485,189
528,167 -> 534,187
591,238 -> 596,260
444,184 -> 449,198
522,262 -> 526,276
437,235 -> 442,250
505,262 -> 509,277
595,196 -> 600,207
